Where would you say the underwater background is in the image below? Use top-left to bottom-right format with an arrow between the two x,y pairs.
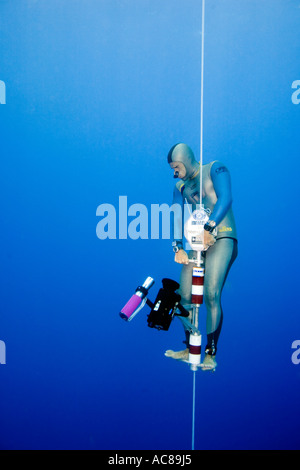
0,0 -> 300,450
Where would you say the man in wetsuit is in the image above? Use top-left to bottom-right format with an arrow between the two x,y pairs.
165,143 -> 238,371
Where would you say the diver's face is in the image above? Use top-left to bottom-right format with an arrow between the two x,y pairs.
170,162 -> 187,179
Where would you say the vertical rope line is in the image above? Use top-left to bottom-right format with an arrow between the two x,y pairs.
192,370 -> 196,450
192,0 -> 205,449
199,0 -> 205,207
191,0 -> 205,452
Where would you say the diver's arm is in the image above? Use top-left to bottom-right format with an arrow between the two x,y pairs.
209,161 -> 233,225
171,185 -> 189,264
171,184 -> 184,244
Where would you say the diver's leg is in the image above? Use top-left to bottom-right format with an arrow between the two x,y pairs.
165,254 -> 194,361
201,238 -> 238,370
178,254 -> 194,345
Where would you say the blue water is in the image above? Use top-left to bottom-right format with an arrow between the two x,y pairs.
0,0 -> 300,450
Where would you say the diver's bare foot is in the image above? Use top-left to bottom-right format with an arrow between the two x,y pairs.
200,354 -> 217,371
164,348 -> 189,362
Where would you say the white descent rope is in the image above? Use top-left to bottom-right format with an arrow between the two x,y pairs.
191,0 -> 206,451
192,370 -> 196,450
199,0 -> 205,207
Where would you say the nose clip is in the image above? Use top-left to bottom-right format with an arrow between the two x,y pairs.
174,171 -> 179,179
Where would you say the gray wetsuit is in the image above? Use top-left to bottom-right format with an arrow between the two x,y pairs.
168,144 -> 238,356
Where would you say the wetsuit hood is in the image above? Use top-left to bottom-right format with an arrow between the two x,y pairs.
167,143 -> 198,180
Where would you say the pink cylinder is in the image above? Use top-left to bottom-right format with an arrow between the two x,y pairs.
119,294 -> 143,320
